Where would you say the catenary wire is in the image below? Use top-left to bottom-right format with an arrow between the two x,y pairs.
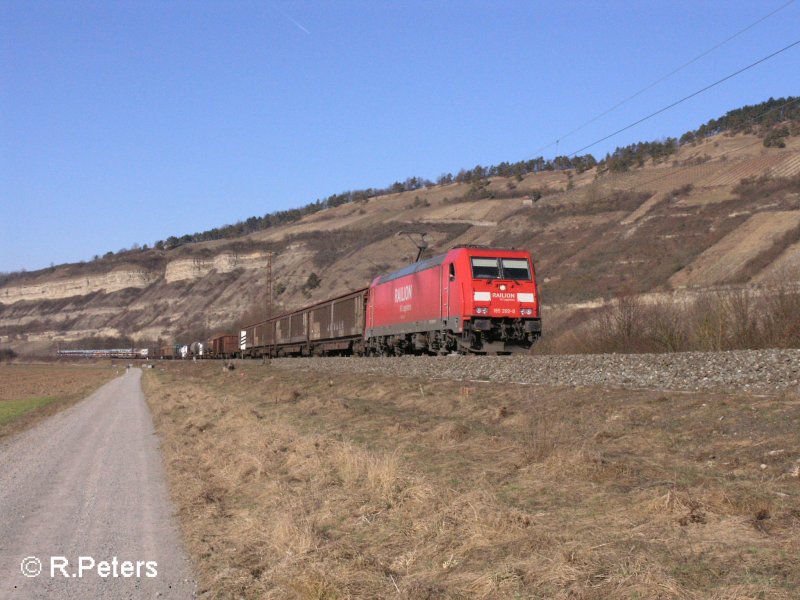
526,0 -> 797,159
565,39 -> 800,159
539,98 -> 800,209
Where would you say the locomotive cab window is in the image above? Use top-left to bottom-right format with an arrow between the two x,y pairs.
471,257 -> 500,279
448,263 -> 456,281
501,258 -> 531,280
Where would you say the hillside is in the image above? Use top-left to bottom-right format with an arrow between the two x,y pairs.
2,112 -> 800,355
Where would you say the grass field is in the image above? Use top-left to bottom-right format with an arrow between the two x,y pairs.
144,362 -> 799,599
0,363 -> 119,437
0,396 -> 59,427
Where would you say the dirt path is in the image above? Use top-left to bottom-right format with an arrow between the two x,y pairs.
0,368 -> 195,599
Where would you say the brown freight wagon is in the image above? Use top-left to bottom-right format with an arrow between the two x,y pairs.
308,290 -> 365,353
274,312 -> 307,355
240,288 -> 368,358
209,334 -> 239,358
241,320 -> 275,359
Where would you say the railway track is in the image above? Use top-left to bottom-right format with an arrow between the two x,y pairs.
272,349 -> 800,394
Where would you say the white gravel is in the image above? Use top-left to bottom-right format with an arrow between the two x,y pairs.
272,349 -> 800,393
0,368 -> 196,599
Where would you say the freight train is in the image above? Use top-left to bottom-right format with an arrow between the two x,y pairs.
238,245 -> 541,357
159,334 -> 239,360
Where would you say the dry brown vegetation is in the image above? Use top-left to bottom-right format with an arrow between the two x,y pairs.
537,286 -> 800,355
731,222 -> 800,284
144,363 -> 800,599
0,362 -> 118,437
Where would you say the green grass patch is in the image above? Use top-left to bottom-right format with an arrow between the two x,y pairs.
0,396 -> 59,427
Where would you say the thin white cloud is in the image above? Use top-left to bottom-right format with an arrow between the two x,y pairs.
271,3 -> 311,35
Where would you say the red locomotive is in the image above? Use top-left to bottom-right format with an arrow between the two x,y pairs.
239,245 -> 540,357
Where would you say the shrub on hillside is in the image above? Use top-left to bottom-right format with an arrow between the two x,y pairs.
763,126 -> 789,148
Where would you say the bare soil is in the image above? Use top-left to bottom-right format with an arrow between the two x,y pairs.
143,362 -> 800,599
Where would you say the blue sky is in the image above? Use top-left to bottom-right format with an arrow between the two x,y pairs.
1,0 -> 798,273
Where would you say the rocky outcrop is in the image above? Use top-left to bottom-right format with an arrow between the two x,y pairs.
0,252 -> 274,304
164,252 -> 270,283
0,267 -> 160,304
0,250 -> 282,352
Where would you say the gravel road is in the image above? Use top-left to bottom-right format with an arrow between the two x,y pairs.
272,349 -> 800,394
0,368 -> 195,599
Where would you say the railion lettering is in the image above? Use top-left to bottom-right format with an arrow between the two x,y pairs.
394,284 -> 413,303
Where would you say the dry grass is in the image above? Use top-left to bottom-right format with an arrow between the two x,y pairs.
536,285 -> 800,355
0,362 -> 118,437
144,363 -> 800,599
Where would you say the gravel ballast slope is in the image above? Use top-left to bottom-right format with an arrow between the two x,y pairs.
273,349 -> 800,393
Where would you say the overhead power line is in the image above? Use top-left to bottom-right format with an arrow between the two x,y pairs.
527,0 -> 796,159
626,98 -> 800,189
566,38 -> 800,159
547,97 -> 800,210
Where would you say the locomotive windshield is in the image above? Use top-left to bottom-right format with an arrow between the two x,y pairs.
501,258 -> 531,280
471,257 -> 501,279
470,257 -> 531,280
